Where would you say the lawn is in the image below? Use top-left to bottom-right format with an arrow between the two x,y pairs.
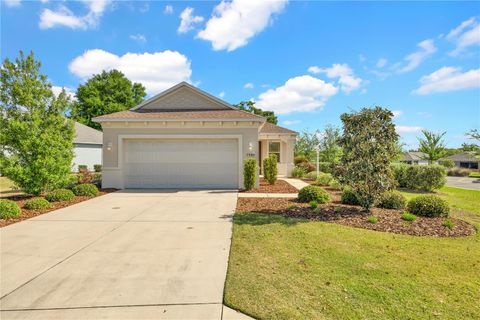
224,187 -> 480,319
0,176 -> 23,197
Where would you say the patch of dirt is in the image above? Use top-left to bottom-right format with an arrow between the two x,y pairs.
0,189 -> 118,228
236,196 -> 476,237
241,178 -> 298,193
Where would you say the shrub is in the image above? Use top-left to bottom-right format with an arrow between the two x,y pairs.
391,163 -> 409,188
0,199 -> 21,219
401,212 -> 417,221
45,189 -> 75,202
442,219 -> 455,229
78,164 -> 88,172
404,165 -> 446,191
367,216 -> 378,223
304,171 -> 319,180
298,186 -> 331,204
377,190 -> 407,209
298,162 -> 316,173
315,173 -> 333,186
309,200 -> 318,209
294,155 -> 308,165
287,204 -> 297,210
291,166 -> 307,178
24,198 -> 50,210
439,160 -> 455,169
470,172 -> 480,178
72,183 -> 99,196
317,162 -> 333,174
243,158 -> 257,190
328,179 -> 342,190
77,169 -> 95,184
407,195 -> 450,217
93,164 -> 102,172
447,168 -> 471,177
341,188 -> 360,205
263,154 -> 278,185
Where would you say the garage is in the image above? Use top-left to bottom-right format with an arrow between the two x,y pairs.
123,139 -> 239,189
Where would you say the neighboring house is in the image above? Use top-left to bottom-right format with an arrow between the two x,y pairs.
73,122 -> 103,172
398,152 -> 429,165
440,152 -> 480,169
93,82 -> 297,189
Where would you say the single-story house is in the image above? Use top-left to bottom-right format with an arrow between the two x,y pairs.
93,82 -> 297,189
440,152 -> 480,169
398,151 -> 429,165
72,121 -> 103,172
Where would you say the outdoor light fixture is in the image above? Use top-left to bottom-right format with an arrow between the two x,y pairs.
107,142 -> 112,151
248,142 -> 253,151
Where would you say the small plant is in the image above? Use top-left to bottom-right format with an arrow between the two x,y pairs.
328,179 -> 342,190
78,164 -> 88,172
315,173 -> 333,186
45,189 -> 75,202
341,188 -> 360,205
72,183 -> 99,196
367,215 -> 378,223
24,198 -> 51,210
287,204 -> 297,210
401,212 -> 417,221
291,166 -> 307,178
243,158 -> 257,190
442,219 -> 455,229
309,200 -> 318,209
407,195 -> 450,217
377,190 -> 407,209
298,186 -> 331,203
304,171 -> 319,180
263,154 -> 278,185
313,207 -> 322,214
93,164 -> 102,172
334,206 -> 344,213
0,199 -> 21,219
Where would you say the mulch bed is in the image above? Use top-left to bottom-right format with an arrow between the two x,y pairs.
0,188 -> 118,228
237,188 -> 476,237
241,178 -> 298,193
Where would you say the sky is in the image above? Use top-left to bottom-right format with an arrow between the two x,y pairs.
1,0 -> 479,149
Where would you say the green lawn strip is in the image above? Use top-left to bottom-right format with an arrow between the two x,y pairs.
225,213 -> 480,319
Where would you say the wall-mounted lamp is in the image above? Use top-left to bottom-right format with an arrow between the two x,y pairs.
248,142 -> 253,152
106,142 -> 112,151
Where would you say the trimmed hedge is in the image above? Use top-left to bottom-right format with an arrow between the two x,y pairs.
447,168 -> 471,177
243,158 -> 257,190
24,198 -> 51,210
392,164 -> 446,191
407,195 -> 450,217
439,159 -> 455,168
72,183 -> 99,196
45,189 -> 75,202
0,199 -> 21,219
298,186 -> 331,204
377,190 -> 407,209
93,164 -> 102,172
315,173 -> 333,186
78,164 -> 88,172
263,154 -> 278,185
341,188 -> 360,205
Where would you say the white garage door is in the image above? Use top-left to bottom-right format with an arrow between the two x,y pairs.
124,139 -> 238,188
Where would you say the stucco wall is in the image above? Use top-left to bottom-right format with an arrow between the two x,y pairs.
72,144 -> 102,172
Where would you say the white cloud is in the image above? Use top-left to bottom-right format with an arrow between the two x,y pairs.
39,0 -> 111,30
3,0 -> 21,7
129,34 -> 147,43
178,7 -> 204,33
376,58 -> 387,68
413,66 -> 480,95
51,86 -> 76,100
396,39 -> 437,73
282,120 -> 301,125
318,64 -> 363,93
197,0 -> 288,51
307,66 -> 321,74
446,17 -> 480,56
164,5 -> 173,14
392,110 -> 402,118
218,91 -> 225,98
396,126 -> 423,133
256,75 -> 339,114
69,49 -> 192,95
244,82 -> 254,89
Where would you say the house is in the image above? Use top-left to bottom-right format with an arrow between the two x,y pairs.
398,152 -> 429,165
440,152 -> 480,169
93,82 -> 297,189
72,122 -> 103,172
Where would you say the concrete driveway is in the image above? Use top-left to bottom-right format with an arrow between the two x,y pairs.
446,176 -> 480,190
0,189 -> 239,319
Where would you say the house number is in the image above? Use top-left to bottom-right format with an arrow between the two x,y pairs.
246,153 -> 256,157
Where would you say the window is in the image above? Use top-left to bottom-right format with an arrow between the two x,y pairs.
268,142 -> 280,162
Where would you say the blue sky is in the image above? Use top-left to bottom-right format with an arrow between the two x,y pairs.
2,0 -> 479,149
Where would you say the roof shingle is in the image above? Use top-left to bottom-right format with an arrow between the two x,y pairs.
260,122 -> 297,135
93,109 -> 265,121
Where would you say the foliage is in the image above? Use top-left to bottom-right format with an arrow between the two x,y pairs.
70,69 -> 146,130
405,165 -> 446,192
377,190 -> 406,209
294,155 -> 308,165
341,188 -> 360,205
407,195 -> 450,217
234,101 -> 277,124
77,169 -> 101,185
447,168 -> 472,177
0,51 -> 75,195
438,159 -> 455,168
328,179 -> 342,190
304,171 -> 319,180
45,189 -> 75,202
442,219 -> 455,230
401,212 -> 417,221
263,154 -> 278,185
93,164 -> 102,172
298,186 -> 330,203
314,173 -> 333,186
318,125 -> 342,168
469,172 -> 480,178
309,200 -> 318,209
317,161 -> 333,173
243,158 -> 257,190
339,107 -> 398,211
24,197 -> 50,210
366,216 -> 378,223
72,183 -> 99,196
78,165 -> 88,172
418,130 -> 446,163
294,129 -> 321,161
291,166 -> 307,178
391,163 -> 409,188
0,199 -> 21,219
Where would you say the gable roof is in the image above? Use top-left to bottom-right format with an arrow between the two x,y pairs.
441,152 -> 479,162
260,122 -> 298,135
74,122 -> 102,145
401,151 -> 427,161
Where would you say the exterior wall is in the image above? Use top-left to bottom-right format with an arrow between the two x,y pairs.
142,87 -> 228,110
259,137 -> 296,177
72,144 -> 102,172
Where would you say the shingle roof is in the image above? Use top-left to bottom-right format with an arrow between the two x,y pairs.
260,122 -> 298,135
401,151 -> 427,161
74,122 -> 103,145
441,152 -> 479,162
93,109 -> 265,121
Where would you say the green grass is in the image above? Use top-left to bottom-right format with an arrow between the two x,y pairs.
469,172 -> 480,178
0,176 -> 24,197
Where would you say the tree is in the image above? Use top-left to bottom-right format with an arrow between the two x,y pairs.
318,125 -> 342,167
294,129 -> 321,161
418,130 -> 446,163
71,70 -> 146,130
467,129 -> 480,142
234,101 -> 277,124
339,107 -> 398,211
0,51 -> 75,195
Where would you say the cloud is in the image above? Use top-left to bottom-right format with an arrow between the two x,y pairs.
3,0 -> 21,7
39,0 -> 111,30
359,54 -> 366,62
376,58 -> 387,68
164,5 -> 173,14
244,82 -> 254,89
392,110 -> 402,118
282,120 -> 301,125
446,17 -> 480,56
178,7 -> 204,33
69,49 -> 192,95
197,0 -> 288,51
307,66 -> 321,74
255,75 -> 339,114
129,34 -> 147,43
51,86 -> 76,100
396,126 -> 423,133
413,66 -> 480,95
396,39 -> 437,73
318,64 -> 363,93
218,91 -> 225,98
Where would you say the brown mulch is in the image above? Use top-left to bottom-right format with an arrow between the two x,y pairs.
236,193 -> 476,238
0,188 -> 118,228
241,178 -> 298,193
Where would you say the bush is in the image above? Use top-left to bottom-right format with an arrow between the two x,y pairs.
391,163 -> 409,188
291,166 -> 307,178
314,173 -> 333,186
93,164 -> 102,172
328,179 -> 342,190
367,216 -> 378,223
45,189 -> 75,202
298,186 -> 331,204
309,200 -> 318,209
405,165 -> 446,191
439,160 -> 455,169
243,158 -> 257,190
0,199 -> 21,219
304,171 -> 319,180
341,188 -> 360,205
72,183 -> 99,196
24,198 -> 50,210
401,212 -> 417,221
447,168 -> 471,177
377,190 -> 407,209
442,219 -> 455,229
263,154 -> 278,185
298,162 -> 316,173
317,162 -> 333,174
294,156 -> 308,165
78,165 -> 88,172
407,195 -> 450,217
470,172 -> 480,178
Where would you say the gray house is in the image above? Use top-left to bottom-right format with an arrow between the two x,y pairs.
73,122 -> 103,172
440,152 -> 479,169
399,152 -> 429,165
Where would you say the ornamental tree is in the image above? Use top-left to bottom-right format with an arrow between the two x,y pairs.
339,107 -> 398,211
418,130 -> 446,163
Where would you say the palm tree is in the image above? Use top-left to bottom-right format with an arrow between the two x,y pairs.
418,130 -> 446,164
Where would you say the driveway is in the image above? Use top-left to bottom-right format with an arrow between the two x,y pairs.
0,190 -> 238,319
446,176 -> 480,190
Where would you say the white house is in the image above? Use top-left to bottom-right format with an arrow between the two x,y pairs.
72,122 -> 103,172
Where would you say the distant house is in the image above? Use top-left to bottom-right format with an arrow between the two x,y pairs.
399,152 -> 429,165
73,122 -> 103,172
440,152 -> 479,169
